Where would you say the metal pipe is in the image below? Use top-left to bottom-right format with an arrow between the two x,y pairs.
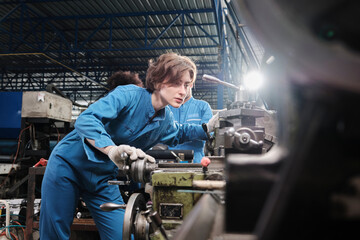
0,200 -> 10,238
193,180 -> 226,190
157,163 -> 202,168
146,150 -> 194,160
202,74 -> 240,90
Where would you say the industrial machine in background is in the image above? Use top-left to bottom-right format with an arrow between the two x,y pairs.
0,91 -> 72,198
202,74 -> 277,157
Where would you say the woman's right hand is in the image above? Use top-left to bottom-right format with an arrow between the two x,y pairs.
107,145 -> 155,169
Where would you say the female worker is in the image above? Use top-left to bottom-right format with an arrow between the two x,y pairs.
39,52 -> 217,239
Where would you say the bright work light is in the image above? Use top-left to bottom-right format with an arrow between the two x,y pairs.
243,71 -> 264,91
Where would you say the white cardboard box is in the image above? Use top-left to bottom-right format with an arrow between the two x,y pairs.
21,91 -> 72,122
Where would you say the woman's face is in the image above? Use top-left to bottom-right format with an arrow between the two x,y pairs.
158,71 -> 193,108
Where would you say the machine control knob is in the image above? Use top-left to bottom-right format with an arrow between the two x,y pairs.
239,132 -> 251,144
226,127 -> 264,152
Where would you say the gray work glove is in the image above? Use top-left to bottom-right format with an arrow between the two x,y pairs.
108,145 -> 155,169
206,112 -> 219,133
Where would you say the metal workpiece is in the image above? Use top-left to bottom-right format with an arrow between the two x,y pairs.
128,159 -> 157,184
120,154 -> 157,184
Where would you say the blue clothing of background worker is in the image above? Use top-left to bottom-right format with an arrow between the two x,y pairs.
169,95 -> 213,163
39,53 -> 218,240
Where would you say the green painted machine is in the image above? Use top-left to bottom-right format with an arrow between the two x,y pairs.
151,170 -> 207,230
100,158 -> 225,240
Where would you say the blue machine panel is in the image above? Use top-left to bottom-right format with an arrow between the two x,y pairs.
0,92 -> 23,139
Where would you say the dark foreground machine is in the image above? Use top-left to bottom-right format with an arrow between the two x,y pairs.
224,1 -> 360,240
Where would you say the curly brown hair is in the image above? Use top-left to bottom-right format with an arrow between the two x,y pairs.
107,70 -> 143,90
145,52 -> 197,92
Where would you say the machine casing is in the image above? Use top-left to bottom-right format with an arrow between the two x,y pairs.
21,91 -> 72,122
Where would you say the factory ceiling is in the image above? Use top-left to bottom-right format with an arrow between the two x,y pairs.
0,0 -> 263,108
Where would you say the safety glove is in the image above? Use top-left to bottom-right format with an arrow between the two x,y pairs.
206,112 -> 219,133
108,144 -> 155,169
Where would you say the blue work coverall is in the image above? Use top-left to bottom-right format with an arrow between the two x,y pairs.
168,97 -> 213,163
39,85 -> 207,240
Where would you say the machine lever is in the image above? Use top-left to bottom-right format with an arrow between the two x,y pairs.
100,202 -> 126,212
202,123 -> 215,154
107,180 -> 131,185
170,151 -> 182,163
202,123 -> 212,140
149,211 -> 169,240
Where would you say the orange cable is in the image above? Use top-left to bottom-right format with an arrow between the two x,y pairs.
10,232 -> 19,240
11,221 -> 25,239
0,124 -> 32,187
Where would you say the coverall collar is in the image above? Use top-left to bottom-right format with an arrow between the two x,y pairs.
146,89 -> 166,122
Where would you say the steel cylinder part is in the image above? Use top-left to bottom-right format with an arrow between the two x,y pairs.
130,159 -> 156,183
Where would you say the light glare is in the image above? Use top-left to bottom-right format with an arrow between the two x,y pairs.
244,71 -> 264,91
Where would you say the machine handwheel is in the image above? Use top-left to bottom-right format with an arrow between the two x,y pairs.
123,193 -> 147,240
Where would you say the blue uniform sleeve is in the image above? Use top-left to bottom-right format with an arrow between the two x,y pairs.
160,120 -> 208,147
74,87 -> 132,160
201,101 -> 213,124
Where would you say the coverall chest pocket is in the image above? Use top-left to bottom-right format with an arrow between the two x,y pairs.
112,124 -> 137,143
148,131 -> 160,142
